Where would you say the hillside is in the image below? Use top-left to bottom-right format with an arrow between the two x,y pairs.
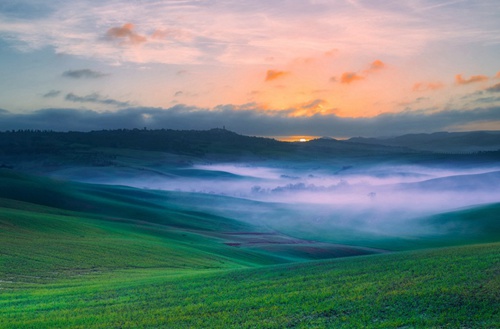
1,169 -> 391,282
2,129 -> 500,184
1,129 -> 499,328
1,168 -> 498,278
1,241 -> 498,328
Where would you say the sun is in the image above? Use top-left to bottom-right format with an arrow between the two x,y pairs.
299,138 -> 307,142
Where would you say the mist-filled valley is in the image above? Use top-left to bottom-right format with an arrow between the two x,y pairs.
2,129 -> 499,251
1,129 -> 499,328
43,160 -> 499,249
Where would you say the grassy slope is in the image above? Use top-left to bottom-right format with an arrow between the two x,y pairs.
0,169 -> 499,328
0,243 -> 498,328
420,203 -> 500,246
0,195 -> 314,280
0,169 -> 387,283
1,168 -> 498,273
241,200 -> 500,252
0,198 -> 293,281
0,169 -> 290,282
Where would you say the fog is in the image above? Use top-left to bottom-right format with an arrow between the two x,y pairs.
54,161 -> 500,242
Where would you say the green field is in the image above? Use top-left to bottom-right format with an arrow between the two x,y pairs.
1,168 -> 499,328
1,242 -> 498,328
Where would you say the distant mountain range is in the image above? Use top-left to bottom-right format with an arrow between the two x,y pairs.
347,131 -> 500,153
0,129 -> 499,165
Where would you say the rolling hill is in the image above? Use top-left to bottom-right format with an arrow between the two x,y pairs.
1,129 -> 499,328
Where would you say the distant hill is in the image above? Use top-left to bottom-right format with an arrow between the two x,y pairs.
0,128 -> 285,157
0,128 -> 421,165
348,131 -> 500,153
1,129 -> 499,173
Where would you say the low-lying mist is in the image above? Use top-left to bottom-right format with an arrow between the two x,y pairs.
54,161 -> 500,245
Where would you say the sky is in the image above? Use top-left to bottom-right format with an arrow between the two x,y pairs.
0,0 -> 499,138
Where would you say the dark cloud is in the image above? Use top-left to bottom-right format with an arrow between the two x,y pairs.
486,83 -> 500,92
62,69 -> 108,79
43,90 -> 61,98
1,105 -> 499,137
65,93 -> 130,107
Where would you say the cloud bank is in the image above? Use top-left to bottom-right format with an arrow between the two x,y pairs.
1,105 -> 498,137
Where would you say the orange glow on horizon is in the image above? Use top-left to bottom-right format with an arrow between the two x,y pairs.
271,135 -> 320,142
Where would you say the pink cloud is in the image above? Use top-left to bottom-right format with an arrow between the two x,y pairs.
337,60 -> 385,84
340,72 -> 364,84
455,74 -> 489,85
368,59 -> 385,71
265,70 -> 289,82
324,49 -> 339,57
151,28 -> 192,42
106,23 -> 147,45
412,81 -> 445,92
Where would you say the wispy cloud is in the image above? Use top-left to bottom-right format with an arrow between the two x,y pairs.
338,60 -> 385,84
65,93 -> 130,107
3,1 -> 497,66
289,99 -> 335,117
412,82 -> 445,92
62,69 -> 108,79
455,74 -> 489,85
42,90 -> 61,98
151,28 -> 192,42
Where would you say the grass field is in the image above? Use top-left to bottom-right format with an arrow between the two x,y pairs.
1,168 -> 499,328
1,243 -> 498,328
